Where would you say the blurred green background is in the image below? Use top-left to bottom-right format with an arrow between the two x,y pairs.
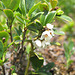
58,0 -> 75,20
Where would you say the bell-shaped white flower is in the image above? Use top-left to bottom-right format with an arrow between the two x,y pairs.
41,41 -> 46,48
46,23 -> 54,30
45,42 -> 50,46
41,41 -> 51,48
33,23 -> 54,48
49,30 -> 54,36
40,30 -> 53,42
34,39 -> 42,47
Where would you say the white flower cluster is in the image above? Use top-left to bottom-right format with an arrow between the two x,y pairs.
33,23 -> 54,48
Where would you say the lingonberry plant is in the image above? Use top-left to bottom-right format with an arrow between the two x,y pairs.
0,0 -> 73,75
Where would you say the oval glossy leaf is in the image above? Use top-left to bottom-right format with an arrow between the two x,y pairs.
54,31 -> 65,35
0,31 -> 9,43
57,15 -> 73,23
38,62 -> 55,72
2,0 -> 20,10
31,12 -> 44,22
3,9 -> 13,19
40,14 -> 45,25
26,0 -> 35,11
45,11 -> 56,25
16,16 -> 25,24
19,0 -> 26,16
0,41 -> 3,59
15,26 -> 22,36
27,23 -> 38,32
30,53 -> 44,71
28,2 -> 41,17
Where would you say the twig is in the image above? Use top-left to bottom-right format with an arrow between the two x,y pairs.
10,25 -> 13,42
25,53 -> 30,75
22,27 -> 27,50
2,65 -> 5,75
25,40 -> 34,75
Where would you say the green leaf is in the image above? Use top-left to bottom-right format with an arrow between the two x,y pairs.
50,0 -> 58,8
65,52 -> 68,60
11,65 -> 16,69
40,14 -> 45,25
35,53 -> 44,60
0,1 -> 4,10
15,26 -> 22,36
16,15 -> 25,24
38,62 -> 55,72
71,50 -> 75,56
45,11 -> 56,25
68,60 -> 74,67
26,43 -> 31,54
14,36 -> 20,41
3,9 -> 14,19
0,24 -> 4,31
19,0 -> 26,16
68,41 -> 74,51
27,23 -> 38,32
26,0 -> 35,12
56,8 -> 64,16
38,72 -> 52,75
2,0 -> 20,10
63,43 -> 69,54
0,31 -> 9,43
55,42 -> 61,46
30,53 -> 44,71
0,41 -> 3,58
4,42 -> 14,51
31,12 -> 44,22
36,21 -> 43,30
54,31 -> 65,35
7,42 -> 14,48
57,15 -> 73,23
28,2 -> 41,17
13,36 -> 21,44
0,59 -> 3,65
39,3 -> 49,11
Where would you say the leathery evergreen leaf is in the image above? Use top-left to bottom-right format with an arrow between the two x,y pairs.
0,31 -> 9,43
57,15 -> 73,23
45,11 -> 56,25
3,9 -> 14,19
2,0 -> 20,10
30,53 -> 44,71
31,12 -> 44,22
0,41 -> 3,59
38,62 -> 55,72
28,2 -> 41,17
40,14 -> 45,25
19,0 -> 26,16
26,0 -> 35,11
54,31 -> 65,35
